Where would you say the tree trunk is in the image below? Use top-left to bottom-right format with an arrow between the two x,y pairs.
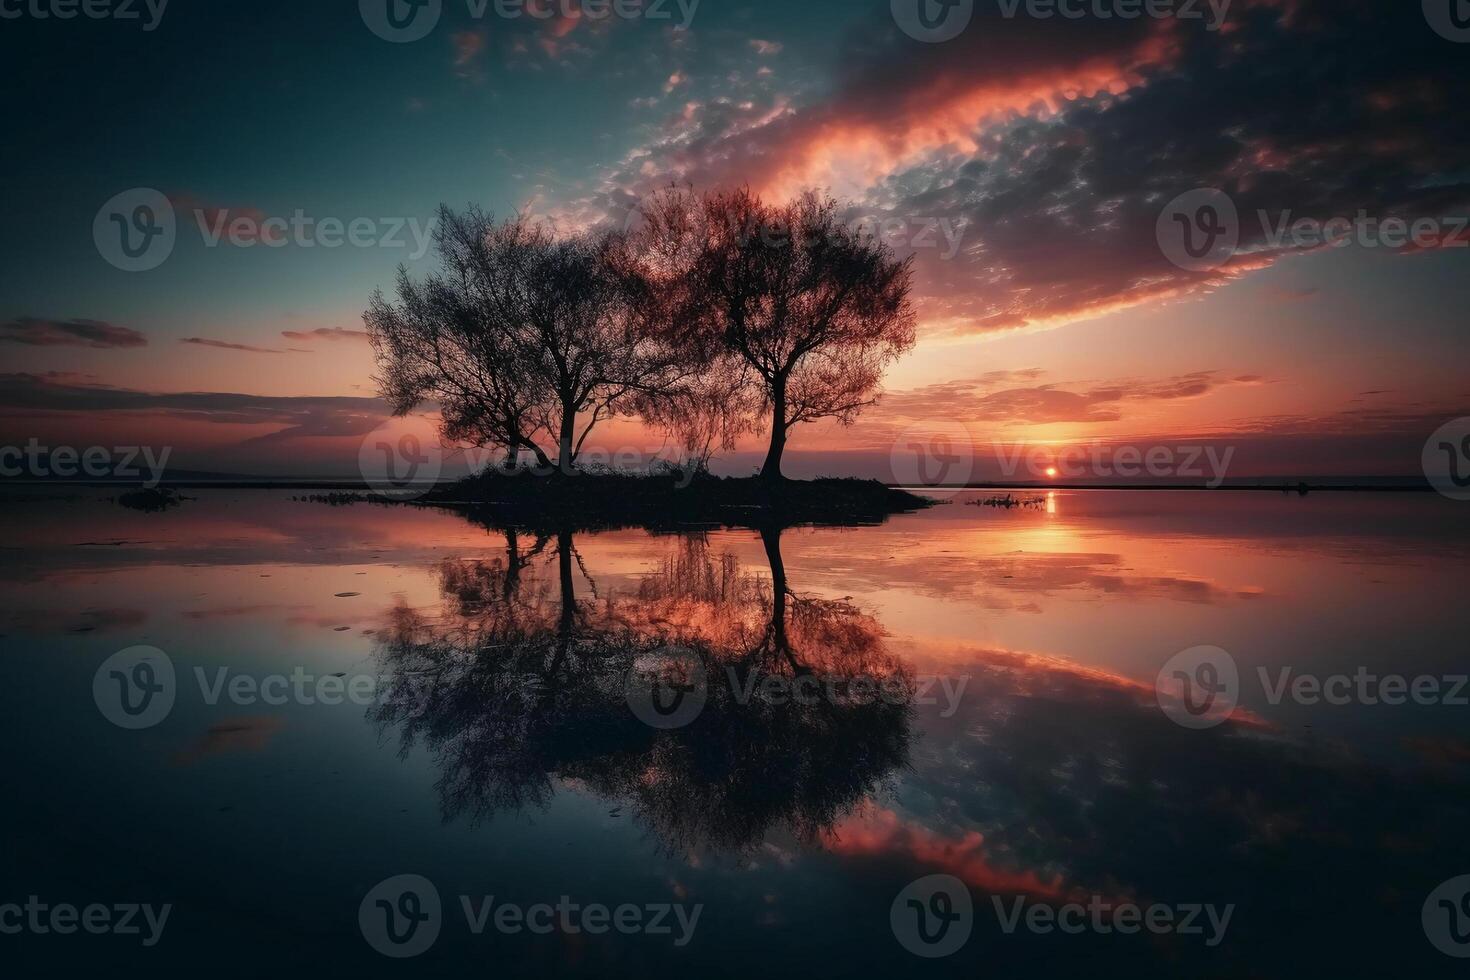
760,382 -> 788,482
557,530 -> 575,636
503,529 -> 521,601
521,437 -> 553,473
557,400 -> 577,475
759,524 -> 797,670
545,529 -> 576,680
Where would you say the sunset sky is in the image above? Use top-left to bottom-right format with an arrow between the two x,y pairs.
3,0 -> 1467,481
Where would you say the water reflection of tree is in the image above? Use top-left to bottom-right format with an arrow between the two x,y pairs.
370,524 -> 912,853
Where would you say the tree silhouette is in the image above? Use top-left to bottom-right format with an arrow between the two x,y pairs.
625,188 -> 916,481
365,206 -> 692,471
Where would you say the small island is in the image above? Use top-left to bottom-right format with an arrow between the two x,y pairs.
409,470 -> 929,533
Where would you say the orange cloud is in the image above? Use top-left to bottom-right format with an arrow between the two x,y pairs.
822,805 -> 1070,899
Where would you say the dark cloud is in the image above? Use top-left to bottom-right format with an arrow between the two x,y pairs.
181,338 -> 303,354
0,318 -> 148,349
280,328 -> 371,343
1266,285 -> 1320,302
871,0 -> 1470,333
0,372 -> 389,442
1232,403 -> 1470,438
589,0 -> 1470,335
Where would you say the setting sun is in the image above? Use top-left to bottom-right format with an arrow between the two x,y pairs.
1046,467 -> 1059,478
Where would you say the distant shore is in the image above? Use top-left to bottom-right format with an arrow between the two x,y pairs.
0,478 -> 1438,493
897,482 -> 1437,493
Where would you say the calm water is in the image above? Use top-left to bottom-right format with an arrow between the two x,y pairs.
3,488 -> 1468,977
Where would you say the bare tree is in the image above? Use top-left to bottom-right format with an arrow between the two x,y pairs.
626,188 -> 916,482
366,205 -> 692,473
366,250 -> 553,469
